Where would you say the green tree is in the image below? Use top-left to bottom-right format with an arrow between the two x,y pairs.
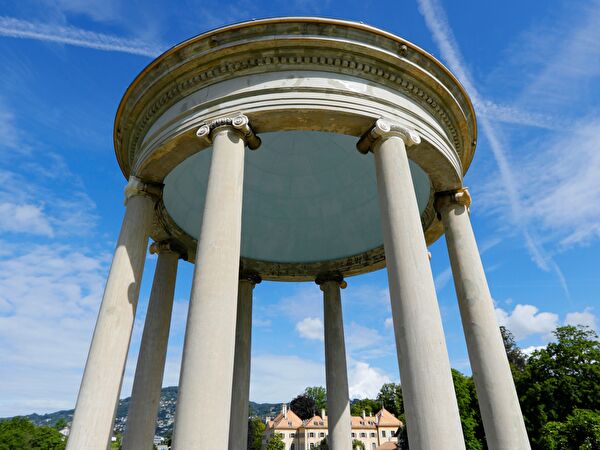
305,386 -> 327,413
316,436 -> 328,449
0,417 -> 65,450
265,432 -> 285,450
109,432 -> 123,449
539,409 -> 600,450
500,326 -> 527,372
376,383 -> 404,417
516,326 -> 600,446
247,417 -> 266,450
350,398 -> 381,416
451,369 -> 484,450
53,418 -> 67,431
290,394 -> 316,420
352,439 -> 365,449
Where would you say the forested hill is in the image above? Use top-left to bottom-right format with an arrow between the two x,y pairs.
8,386 -> 280,437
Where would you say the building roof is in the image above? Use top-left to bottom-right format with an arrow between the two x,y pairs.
375,407 -> 402,427
267,408 -> 303,430
301,414 -> 327,429
268,406 -> 403,432
351,416 -> 377,429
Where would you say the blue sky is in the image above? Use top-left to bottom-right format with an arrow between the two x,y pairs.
0,0 -> 599,417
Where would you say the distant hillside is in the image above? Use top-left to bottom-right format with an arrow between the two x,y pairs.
6,386 -> 280,438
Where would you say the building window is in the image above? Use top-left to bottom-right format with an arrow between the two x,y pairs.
291,445 -> 295,450
319,432 -> 325,438
310,444 -> 314,449
309,432 -> 315,438
360,432 -> 366,437
381,430 -> 386,437
391,430 -> 396,437
372,444 -> 376,450
370,432 -> 376,437
351,432 -> 356,438
290,432 -> 295,438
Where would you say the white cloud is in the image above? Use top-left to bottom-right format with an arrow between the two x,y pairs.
253,318 -> 272,328
495,304 -> 559,340
513,121 -> 600,248
511,0 -> 600,114
417,0 -> 569,295
476,100 -> 559,130
0,242 -> 109,416
345,322 -> 394,361
249,354 -> 325,403
273,286 -> 322,322
384,317 -> 393,329
348,361 -> 391,400
522,345 -> 545,357
0,202 -> 53,236
45,0 -> 123,23
296,317 -> 324,341
0,16 -> 163,57
565,308 -> 598,331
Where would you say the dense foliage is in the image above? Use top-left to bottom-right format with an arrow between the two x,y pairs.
500,326 -> 527,372
451,369 -> 484,450
515,326 -> 600,447
0,417 -> 65,450
265,432 -> 285,450
247,417 -> 266,450
350,398 -> 381,416
376,383 -> 403,418
305,386 -> 328,413
539,409 -> 600,449
352,439 -> 366,449
290,394 -> 316,420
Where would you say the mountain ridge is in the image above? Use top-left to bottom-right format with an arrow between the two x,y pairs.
4,386 -> 281,437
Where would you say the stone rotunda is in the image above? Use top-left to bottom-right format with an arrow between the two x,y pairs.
66,17 -> 530,450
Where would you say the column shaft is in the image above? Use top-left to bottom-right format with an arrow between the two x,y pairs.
321,280 -> 352,450
438,196 -> 530,449
228,279 -> 256,450
122,250 -> 179,450
373,135 -> 465,449
173,127 -> 246,449
67,191 -> 154,449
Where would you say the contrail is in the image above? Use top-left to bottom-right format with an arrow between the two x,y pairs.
0,16 -> 164,58
416,0 -> 570,297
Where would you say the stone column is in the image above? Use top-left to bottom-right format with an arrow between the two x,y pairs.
122,242 -> 181,450
436,189 -> 530,450
357,119 -> 465,450
317,274 -> 352,450
228,273 -> 261,450
67,177 -> 158,450
172,114 -> 260,449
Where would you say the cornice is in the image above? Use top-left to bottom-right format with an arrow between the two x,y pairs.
114,18 -> 476,179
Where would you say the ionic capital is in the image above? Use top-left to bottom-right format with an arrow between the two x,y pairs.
124,176 -> 162,204
356,118 -> 421,154
149,240 -> 186,259
196,113 -> 261,150
434,187 -> 472,214
315,272 -> 347,290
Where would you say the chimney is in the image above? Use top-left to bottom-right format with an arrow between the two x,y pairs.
362,410 -> 366,420
282,404 -> 288,419
321,409 -> 326,420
